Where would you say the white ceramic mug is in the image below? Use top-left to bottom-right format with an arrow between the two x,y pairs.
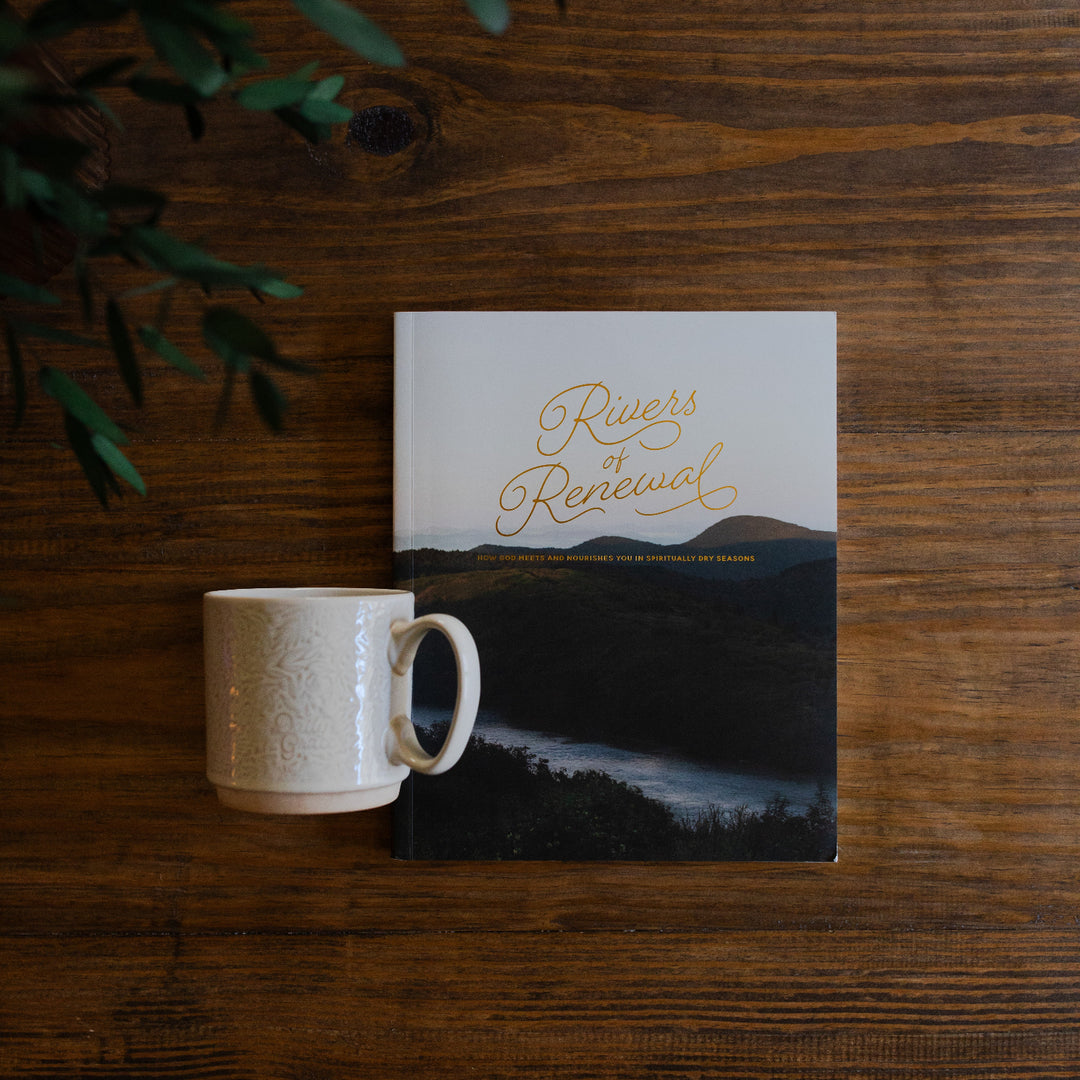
204,588 -> 480,814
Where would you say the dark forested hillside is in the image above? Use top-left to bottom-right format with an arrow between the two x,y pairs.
400,552 -> 835,777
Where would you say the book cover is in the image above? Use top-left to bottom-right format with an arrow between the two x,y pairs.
392,311 -> 836,861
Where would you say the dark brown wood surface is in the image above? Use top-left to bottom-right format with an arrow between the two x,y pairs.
4,1 -> 1080,1075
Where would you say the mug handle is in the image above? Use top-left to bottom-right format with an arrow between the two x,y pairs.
386,614 -> 480,775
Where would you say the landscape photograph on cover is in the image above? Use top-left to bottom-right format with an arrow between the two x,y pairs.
394,311 -> 836,861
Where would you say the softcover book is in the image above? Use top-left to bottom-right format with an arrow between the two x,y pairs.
392,311 -> 836,861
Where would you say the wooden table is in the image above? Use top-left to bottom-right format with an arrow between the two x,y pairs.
4,2 -> 1080,1075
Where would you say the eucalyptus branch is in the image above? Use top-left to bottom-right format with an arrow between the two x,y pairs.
1,0 -> 511,505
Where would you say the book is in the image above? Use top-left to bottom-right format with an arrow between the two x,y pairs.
392,311 -> 836,861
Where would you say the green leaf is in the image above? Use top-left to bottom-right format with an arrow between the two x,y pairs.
236,74 -> 311,111
75,256 -> 94,323
91,431 -> 146,496
298,97 -> 351,125
177,0 -> 254,37
0,12 -> 29,58
18,167 -> 54,202
273,104 -> 330,145
119,277 -> 179,301
203,326 -> 247,372
0,64 -> 35,107
124,225 -> 201,276
247,272 -> 303,299
464,0 -> 512,34
1,145 -> 22,208
183,102 -> 206,141
175,0 -> 258,62
125,225 -> 302,298
290,0 -> 404,67
0,273 -> 60,305
106,298 -> 141,405
236,64 -> 348,115
43,181 -> 110,239
249,368 -> 286,431
219,42 -> 267,78
3,322 -> 26,427
17,168 -> 108,240
138,11 -> 229,97
138,324 -> 207,381
125,223 -> 200,272
39,366 -> 129,446
63,410 -> 116,508
308,73 -> 345,101
202,305 -> 277,369
11,320 -> 104,348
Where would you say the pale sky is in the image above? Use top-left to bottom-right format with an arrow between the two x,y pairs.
394,311 -> 836,551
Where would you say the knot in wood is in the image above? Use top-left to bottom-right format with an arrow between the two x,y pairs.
347,106 -> 416,156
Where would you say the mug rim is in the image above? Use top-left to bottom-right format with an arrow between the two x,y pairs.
205,587 -> 410,601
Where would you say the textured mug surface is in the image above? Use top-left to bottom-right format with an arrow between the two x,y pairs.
204,588 -> 478,814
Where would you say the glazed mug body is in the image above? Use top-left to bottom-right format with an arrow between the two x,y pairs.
204,587 -> 479,814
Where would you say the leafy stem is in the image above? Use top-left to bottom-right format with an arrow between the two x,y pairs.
1,0 -> 511,504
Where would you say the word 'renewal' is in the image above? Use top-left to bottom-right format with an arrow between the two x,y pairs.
496,382 -> 736,537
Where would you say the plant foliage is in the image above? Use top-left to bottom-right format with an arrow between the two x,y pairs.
0,0 -> 510,504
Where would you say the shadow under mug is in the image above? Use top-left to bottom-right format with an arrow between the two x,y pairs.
204,587 -> 480,814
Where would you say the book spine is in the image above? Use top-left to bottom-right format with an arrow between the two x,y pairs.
392,311 -> 415,583
391,773 -> 414,860
391,311 -> 416,858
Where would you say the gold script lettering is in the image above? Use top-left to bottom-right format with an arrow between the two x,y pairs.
635,442 -> 736,517
496,464 -> 604,537
537,382 -> 689,456
496,442 -> 735,536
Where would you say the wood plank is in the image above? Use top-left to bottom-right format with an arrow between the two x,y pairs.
4,432 -> 1080,933
5,1 -> 1080,1075
3,931 -> 1080,1079
2,1 -> 1078,468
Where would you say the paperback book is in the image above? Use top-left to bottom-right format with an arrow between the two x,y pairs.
392,311 -> 836,860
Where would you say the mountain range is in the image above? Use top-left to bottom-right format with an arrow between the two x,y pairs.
395,513 -> 837,773
465,514 -> 836,582
682,515 -> 835,546
473,514 -> 834,552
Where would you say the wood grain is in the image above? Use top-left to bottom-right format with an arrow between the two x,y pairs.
6,933 -> 1080,1075
5,1 -> 1080,1075
4,931 -> 1080,1079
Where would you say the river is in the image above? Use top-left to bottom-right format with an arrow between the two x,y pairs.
414,706 -> 830,819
